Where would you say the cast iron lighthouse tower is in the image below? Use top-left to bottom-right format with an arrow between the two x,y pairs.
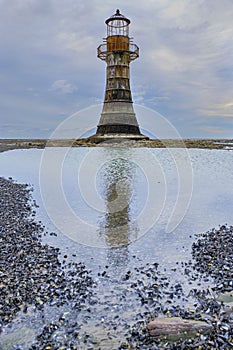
95,9 -> 144,138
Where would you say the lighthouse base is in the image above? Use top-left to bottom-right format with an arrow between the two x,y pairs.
96,124 -> 141,135
91,125 -> 149,142
93,102 -> 149,141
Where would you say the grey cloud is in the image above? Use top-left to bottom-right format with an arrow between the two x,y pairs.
49,80 -> 77,94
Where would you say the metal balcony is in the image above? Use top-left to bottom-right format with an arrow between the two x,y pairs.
97,42 -> 139,61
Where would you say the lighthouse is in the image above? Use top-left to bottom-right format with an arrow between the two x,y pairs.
95,9 -> 146,139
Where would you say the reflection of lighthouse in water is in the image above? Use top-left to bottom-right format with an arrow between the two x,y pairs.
98,155 -> 139,265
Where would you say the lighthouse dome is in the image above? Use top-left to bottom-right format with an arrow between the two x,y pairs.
105,9 -> 130,25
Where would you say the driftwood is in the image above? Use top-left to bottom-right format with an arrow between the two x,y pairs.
147,317 -> 212,341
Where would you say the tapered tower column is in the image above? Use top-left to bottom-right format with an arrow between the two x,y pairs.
96,9 -> 143,137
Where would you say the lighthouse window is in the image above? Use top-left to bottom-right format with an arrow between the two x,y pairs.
107,80 -> 114,88
115,55 -> 121,65
109,67 -> 114,77
108,54 -> 114,65
119,79 -> 128,89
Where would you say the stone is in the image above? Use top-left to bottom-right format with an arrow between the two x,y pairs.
216,291 -> 233,303
147,317 -> 212,341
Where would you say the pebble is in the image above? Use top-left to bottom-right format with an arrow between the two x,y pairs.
0,177 -> 232,349
0,177 -> 93,349
123,225 -> 233,349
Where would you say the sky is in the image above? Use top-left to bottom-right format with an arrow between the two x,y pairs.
0,0 -> 232,139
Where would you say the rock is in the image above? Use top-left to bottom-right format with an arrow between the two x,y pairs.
225,302 -> 233,311
217,291 -> 233,303
219,291 -> 233,314
0,327 -> 35,350
147,317 -> 212,341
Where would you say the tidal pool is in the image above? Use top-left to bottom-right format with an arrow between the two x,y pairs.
0,147 -> 232,349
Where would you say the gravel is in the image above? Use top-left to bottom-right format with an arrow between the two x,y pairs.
0,177 -> 93,349
124,226 -> 233,349
0,176 -> 232,349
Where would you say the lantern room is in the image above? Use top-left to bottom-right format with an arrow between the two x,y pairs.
105,9 -> 130,37
97,9 -> 139,61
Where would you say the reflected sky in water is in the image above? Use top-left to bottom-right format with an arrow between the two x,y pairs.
0,147 -> 233,275
1,147 -> 233,349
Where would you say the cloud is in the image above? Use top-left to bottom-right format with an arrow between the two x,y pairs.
57,32 -> 95,53
201,125 -> 230,135
49,80 -> 77,94
0,0 -> 232,138
199,102 -> 233,118
132,0 -> 233,119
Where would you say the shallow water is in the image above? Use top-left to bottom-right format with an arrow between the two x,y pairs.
0,147 -> 233,348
